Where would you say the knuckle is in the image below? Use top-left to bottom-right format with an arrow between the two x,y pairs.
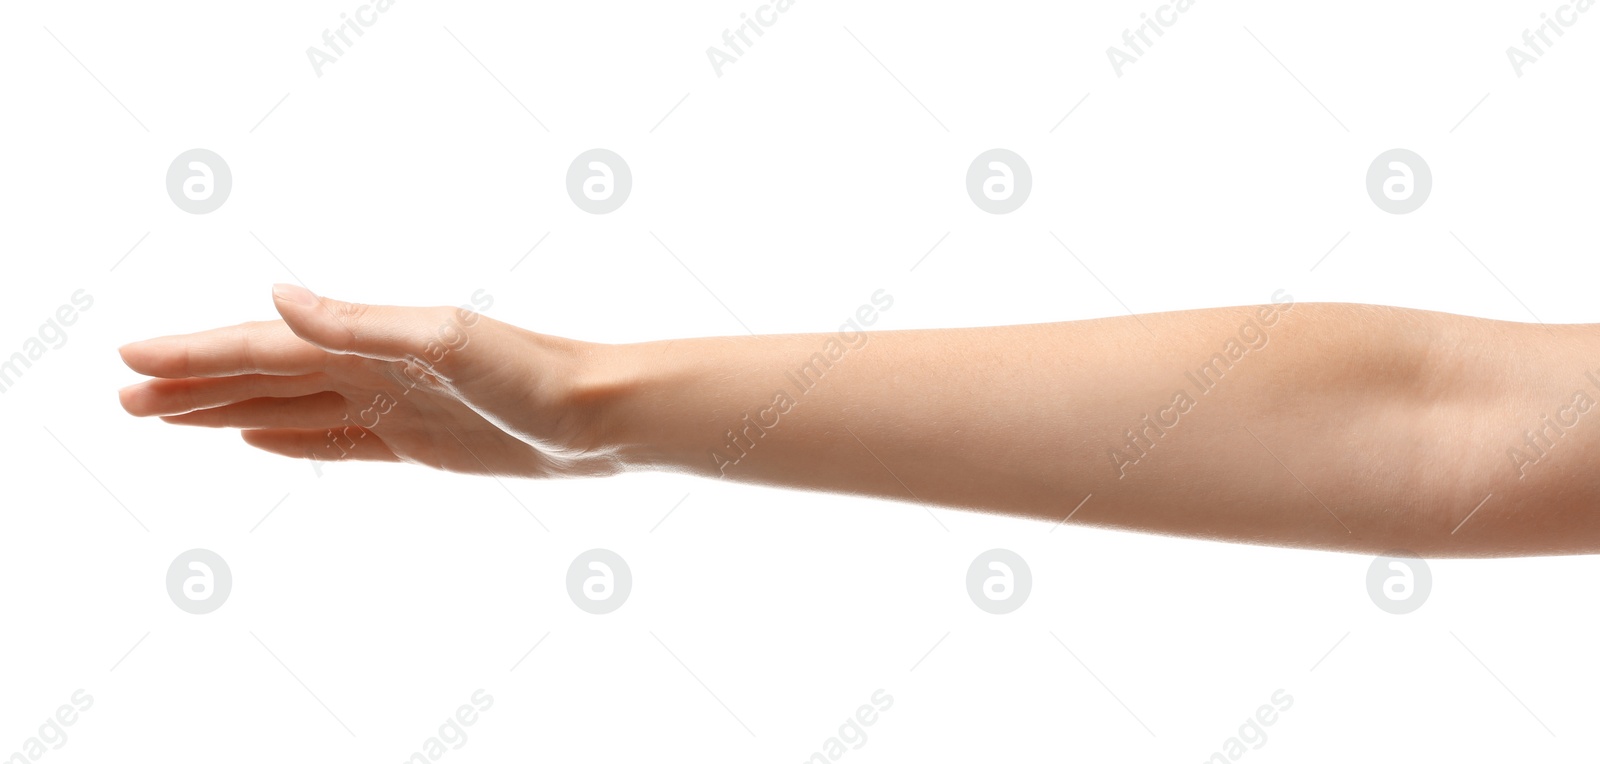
429,305 -> 461,331
332,300 -> 371,321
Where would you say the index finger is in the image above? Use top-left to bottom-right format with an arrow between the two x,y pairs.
119,320 -> 330,378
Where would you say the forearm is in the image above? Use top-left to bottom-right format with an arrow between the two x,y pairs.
581,301 -> 1600,557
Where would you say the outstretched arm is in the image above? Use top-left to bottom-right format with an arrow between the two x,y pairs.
118,285 -> 1600,557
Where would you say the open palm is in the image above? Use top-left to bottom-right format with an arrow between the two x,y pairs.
118,284 -> 610,479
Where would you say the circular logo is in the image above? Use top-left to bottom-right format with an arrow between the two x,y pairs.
1366,550 -> 1431,614
166,149 -> 232,214
567,549 -> 631,614
566,149 -> 632,214
1365,149 -> 1431,214
966,548 -> 1031,614
966,149 -> 1031,214
166,549 -> 232,615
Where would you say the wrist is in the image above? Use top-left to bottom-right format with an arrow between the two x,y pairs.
567,340 -> 685,474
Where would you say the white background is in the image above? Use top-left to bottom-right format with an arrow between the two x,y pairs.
2,0 -> 1598,761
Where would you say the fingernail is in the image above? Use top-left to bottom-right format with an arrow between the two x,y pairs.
272,283 -> 318,306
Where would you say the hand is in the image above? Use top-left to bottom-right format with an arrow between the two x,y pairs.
118,284 -> 619,478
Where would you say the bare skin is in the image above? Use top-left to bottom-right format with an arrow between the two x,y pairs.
117,284 -> 1600,558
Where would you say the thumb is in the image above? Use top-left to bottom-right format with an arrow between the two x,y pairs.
271,283 -> 479,369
